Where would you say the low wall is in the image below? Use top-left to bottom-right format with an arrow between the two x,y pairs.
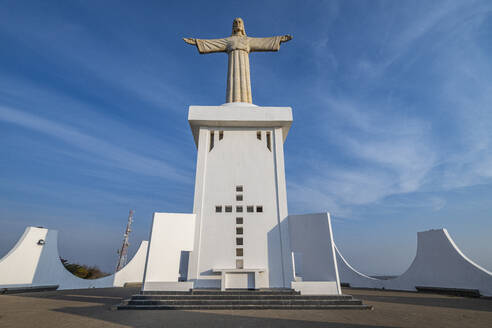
0,226 -> 148,290
336,229 -> 492,297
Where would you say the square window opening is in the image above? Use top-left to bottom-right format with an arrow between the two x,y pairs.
236,259 -> 244,269
236,217 -> 243,224
236,206 -> 243,213
236,194 -> 243,201
256,206 -> 263,213
247,206 -> 254,213
236,185 -> 243,192
225,206 -> 232,213
236,227 -> 243,235
236,238 -> 243,245
236,248 -> 244,257
215,206 -> 222,213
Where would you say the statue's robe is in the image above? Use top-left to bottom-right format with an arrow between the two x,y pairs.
195,35 -> 283,103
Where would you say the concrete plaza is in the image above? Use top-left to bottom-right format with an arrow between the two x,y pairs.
1,287 -> 491,327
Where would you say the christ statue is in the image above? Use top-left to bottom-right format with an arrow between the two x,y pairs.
183,18 -> 292,104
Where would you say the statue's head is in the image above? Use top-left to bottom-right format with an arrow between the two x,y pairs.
232,18 -> 246,36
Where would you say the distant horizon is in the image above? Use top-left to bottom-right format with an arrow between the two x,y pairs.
1,0 -> 491,275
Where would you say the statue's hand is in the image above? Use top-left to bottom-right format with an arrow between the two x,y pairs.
183,37 -> 197,45
280,35 -> 293,43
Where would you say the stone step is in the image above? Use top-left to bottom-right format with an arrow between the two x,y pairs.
118,289 -> 372,310
127,299 -> 363,306
141,289 -> 300,296
118,304 -> 373,310
130,294 -> 354,300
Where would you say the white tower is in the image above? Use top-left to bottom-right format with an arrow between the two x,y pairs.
187,102 -> 294,289
141,18 -> 340,294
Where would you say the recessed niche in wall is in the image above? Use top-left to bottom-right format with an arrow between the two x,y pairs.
236,259 -> 244,269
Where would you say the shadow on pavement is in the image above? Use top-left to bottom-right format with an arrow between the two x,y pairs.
14,287 -> 398,328
354,293 -> 492,312
53,305 -> 396,328
16,287 -> 139,304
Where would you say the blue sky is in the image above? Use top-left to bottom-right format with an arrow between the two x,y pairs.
1,0 -> 491,275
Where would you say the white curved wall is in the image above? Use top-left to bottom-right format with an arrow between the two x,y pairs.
113,240 -> 148,287
0,227 -> 46,286
335,244 -> 384,289
336,229 -> 492,296
0,226 -> 148,290
385,229 -> 492,295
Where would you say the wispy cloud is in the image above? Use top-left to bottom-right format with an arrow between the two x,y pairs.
0,105 -> 190,182
288,1 -> 492,219
288,94 -> 437,217
4,7 -> 186,109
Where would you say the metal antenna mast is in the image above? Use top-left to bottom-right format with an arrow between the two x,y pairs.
116,209 -> 134,272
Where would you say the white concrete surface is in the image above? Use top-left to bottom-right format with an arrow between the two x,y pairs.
291,281 -> 340,295
0,227 -> 47,286
113,240 -> 148,287
288,213 -> 341,295
336,229 -> 492,296
187,103 -> 294,289
188,103 -> 292,146
143,282 -> 194,291
213,268 -> 265,290
0,226 -> 148,290
142,213 -> 196,291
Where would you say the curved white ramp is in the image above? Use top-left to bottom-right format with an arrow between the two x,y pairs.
113,239 -> 148,287
385,229 -> 492,295
336,229 -> 492,296
335,244 -> 384,289
0,226 -> 148,290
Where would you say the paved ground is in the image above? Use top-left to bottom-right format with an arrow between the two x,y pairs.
0,287 -> 491,328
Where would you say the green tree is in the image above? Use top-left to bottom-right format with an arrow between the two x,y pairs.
60,258 -> 110,279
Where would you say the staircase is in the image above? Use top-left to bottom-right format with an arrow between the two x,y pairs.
118,289 -> 372,310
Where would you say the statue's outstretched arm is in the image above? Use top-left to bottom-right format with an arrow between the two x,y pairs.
183,37 -> 228,54
249,35 -> 293,52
